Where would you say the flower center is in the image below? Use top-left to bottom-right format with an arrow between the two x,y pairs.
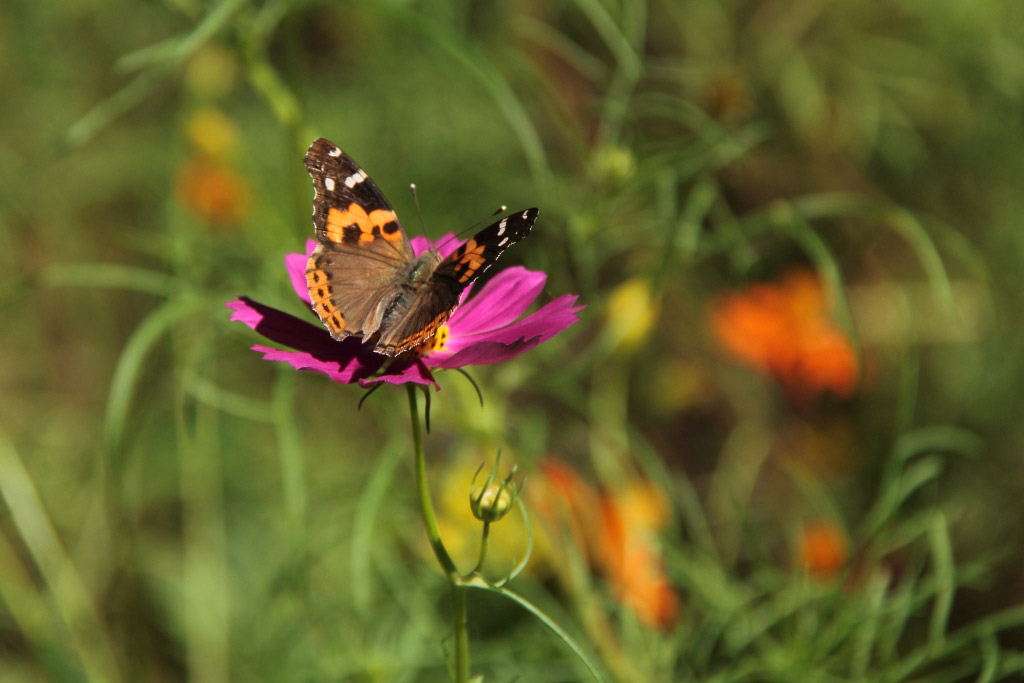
419,324 -> 450,354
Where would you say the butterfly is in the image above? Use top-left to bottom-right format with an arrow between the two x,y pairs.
303,137 -> 537,356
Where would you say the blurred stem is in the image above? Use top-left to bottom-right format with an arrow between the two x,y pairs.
471,521 -> 492,575
465,576 -> 607,682
271,369 -> 309,592
406,386 -> 468,683
244,49 -> 302,133
241,25 -> 309,228
0,429 -> 122,682
448,579 -> 469,683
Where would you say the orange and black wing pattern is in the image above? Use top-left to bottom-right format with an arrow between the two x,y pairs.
303,138 -> 413,340
376,208 -> 538,354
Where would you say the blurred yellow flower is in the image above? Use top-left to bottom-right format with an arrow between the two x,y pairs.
604,277 -> 658,353
183,44 -> 239,100
185,107 -> 239,160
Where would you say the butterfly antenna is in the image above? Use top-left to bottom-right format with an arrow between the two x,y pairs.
437,204 -> 508,253
465,205 -> 508,234
409,184 -> 427,238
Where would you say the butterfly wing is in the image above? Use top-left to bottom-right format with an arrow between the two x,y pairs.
303,138 -> 415,340
376,208 -> 539,354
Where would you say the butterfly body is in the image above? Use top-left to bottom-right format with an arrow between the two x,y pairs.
303,137 -> 536,356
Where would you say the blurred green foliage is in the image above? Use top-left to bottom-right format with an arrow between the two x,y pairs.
3,0 -> 1024,680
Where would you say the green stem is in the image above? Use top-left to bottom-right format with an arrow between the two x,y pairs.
406,386 -> 469,682
471,521 -> 492,575
449,580 -> 469,683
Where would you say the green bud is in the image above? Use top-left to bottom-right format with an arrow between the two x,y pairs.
470,483 -> 516,522
470,457 -> 521,523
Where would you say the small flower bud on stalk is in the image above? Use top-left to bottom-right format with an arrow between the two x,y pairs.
470,459 -> 521,523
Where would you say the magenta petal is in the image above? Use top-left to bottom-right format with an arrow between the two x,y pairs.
252,345 -> 385,384
412,232 -> 460,259
410,235 -> 430,257
286,240 -> 317,304
431,295 -> 583,360
424,296 -> 583,368
447,266 -> 547,336
226,297 -> 388,383
478,295 -> 583,345
433,232 -> 461,259
426,338 -> 544,368
227,297 -> 331,351
360,357 -> 438,389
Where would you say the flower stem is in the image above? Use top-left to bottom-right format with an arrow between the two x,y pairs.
406,386 -> 469,682
449,579 -> 469,682
471,521 -> 491,575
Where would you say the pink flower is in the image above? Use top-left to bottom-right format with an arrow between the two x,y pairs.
226,236 -> 582,389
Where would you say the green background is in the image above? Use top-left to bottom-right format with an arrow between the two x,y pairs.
3,0 -> 1024,680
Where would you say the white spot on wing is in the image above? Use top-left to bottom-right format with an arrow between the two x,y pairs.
324,177 -> 335,191
328,147 -> 342,157
521,210 -> 529,219
497,218 -> 507,235
499,236 -> 509,246
344,170 -> 367,189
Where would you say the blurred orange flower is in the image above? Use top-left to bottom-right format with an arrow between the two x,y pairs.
797,520 -> 849,578
175,157 -> 249,226
710,269 -> 860,400
531,459 -> 599,561
596,481 -> 680,630
531,459 -> 680,630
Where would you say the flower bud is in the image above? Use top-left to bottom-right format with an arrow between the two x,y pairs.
470,482 -> 517,523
